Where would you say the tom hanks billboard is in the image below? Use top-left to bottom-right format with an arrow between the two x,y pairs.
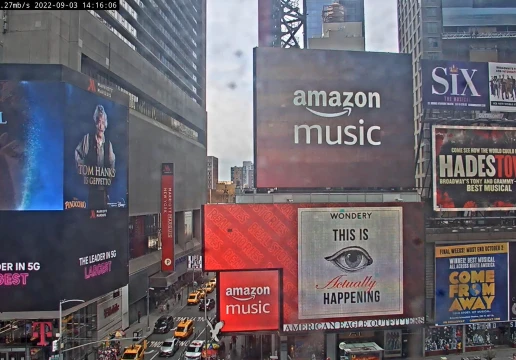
203,203 -> 425,332
253,48 -> 415,189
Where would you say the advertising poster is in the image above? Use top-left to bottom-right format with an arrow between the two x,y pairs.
63,84 -> 128,212
488,62 -> 516,112
0,81 -> 65,211
187,255 -> 202,270
161,163 -> 174,272
432,125 -> 516,211
384,329 -> 403,358
0,75 -> 129,312
421,60 -> 489,110
254,48 -> 415,189
217,269 -> 280,332
298,207 -> 403,319
434,243 -> 509,325
203,203 -> 425,331
509,242 -> 516,320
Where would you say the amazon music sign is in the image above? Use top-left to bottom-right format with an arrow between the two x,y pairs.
254,48 -> 415,189
203,203 -> 425,332
217,269 -> 281,332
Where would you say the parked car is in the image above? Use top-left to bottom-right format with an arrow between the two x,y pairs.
159,338 -> 180,357
199,298 -> 215,311
153,315 -> 174,334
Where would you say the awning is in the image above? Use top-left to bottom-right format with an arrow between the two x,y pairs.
149,271 -> 178,288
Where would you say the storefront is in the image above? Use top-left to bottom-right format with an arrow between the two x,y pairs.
0,320 -> 54,360
61,302 -> 98,360
96,292 -> 123,341
425,322 -> 514,356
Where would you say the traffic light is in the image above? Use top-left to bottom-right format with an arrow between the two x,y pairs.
52,340 -> 59,353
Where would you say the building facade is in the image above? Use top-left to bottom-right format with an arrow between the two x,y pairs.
0,3 -> 207,359
398,0 -> 516,355
306,0 -> 364,43
207,156 -> 219,190
230,165 -> 243,188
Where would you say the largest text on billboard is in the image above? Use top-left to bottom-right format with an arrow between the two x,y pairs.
432,125 -> 516,211
298,207 -> 403,319
254,48 -> 415,189
434,243 -> 509,325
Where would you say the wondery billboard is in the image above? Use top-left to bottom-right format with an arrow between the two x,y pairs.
421,60 -> 489,110
432,125 -> 516,211
298,207 -> 403,320
203,203 -> 425,331
434,243 -> 509,325
161,163 -> 175,272
254,48 -> 415,189
217,270 -> 280,332
488,62 -> 516,113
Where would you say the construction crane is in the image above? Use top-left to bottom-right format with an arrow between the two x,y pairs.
258,0 -> 306,48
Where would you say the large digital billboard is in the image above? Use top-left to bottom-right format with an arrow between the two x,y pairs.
217,269 -> 281,332
254,48 -> 415,189
0,73 -> 129,312
203,203 -> 425,332
421,59 -> 516,112
432,125 -> 516,211
435,243 -> 509,325
298,207 -> 403,319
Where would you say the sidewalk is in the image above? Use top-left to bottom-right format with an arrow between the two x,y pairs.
119,285 -> 190,350
424,347 -> 516,360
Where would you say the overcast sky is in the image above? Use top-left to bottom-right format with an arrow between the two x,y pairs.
206,0 -> 399,181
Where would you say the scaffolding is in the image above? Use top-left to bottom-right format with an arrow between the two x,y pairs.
266,0 -> 306,48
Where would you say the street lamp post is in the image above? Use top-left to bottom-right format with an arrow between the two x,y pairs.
59,299 -> 85,360
146,287 -> 154,332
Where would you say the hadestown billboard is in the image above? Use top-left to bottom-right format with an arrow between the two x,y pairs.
421,59 -> 516,112
254,47 -> 415,189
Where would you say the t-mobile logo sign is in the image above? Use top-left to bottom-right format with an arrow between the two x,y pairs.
0,112 -> 6,125
32,321 -> 53,346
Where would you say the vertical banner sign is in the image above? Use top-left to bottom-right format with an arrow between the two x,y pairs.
509,242 -> 516,320
161,163 -> 174,272
434,243 -> 509,325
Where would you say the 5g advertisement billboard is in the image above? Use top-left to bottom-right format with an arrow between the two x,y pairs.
0,71 -> 129,312
203,203 -> 425,332
254,48 -> 415,189
434,243 -> 510,325
421,59 -> 516,112
432,125 -> 516,211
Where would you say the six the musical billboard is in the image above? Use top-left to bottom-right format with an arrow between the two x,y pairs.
421,59 -> 516,112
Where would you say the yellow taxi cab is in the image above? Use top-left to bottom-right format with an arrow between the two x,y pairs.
196,288 -> 206,299
187,291 -> 202,305
174,319 -> 194,340
204,282 -> 215,293
121,342 -> 147,360
208,278 -> 216,288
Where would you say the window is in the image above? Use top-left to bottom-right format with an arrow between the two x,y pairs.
427,37 -> 439,48
425,22 -> 439,33
426,7 -> 438,17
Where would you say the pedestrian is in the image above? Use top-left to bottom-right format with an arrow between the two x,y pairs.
137,311 -> 141,323
166,302 -> 170,312
177,293 -> 181,303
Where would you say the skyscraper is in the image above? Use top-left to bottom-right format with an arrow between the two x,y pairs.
306,0 -> 364,41
397,0 -> 516,192
207,156 -> 219,190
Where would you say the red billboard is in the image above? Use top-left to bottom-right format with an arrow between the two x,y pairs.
432,125 -> 516,211
161,163 -> 174,272
217,270 -> 280,332
203,203 -> 425,332
253,48 -> 415,189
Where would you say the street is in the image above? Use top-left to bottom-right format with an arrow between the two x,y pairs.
143,292 -> 217,360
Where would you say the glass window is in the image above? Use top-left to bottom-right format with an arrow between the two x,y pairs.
425,22 -> 439,33
427,37 -> 439,48
425,326 -> 461,353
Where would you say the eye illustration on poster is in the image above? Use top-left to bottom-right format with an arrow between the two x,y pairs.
298,207 -> 403,319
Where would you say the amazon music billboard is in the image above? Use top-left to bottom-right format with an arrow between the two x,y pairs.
203,203 -> 425,332
253,47 -> 415,189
